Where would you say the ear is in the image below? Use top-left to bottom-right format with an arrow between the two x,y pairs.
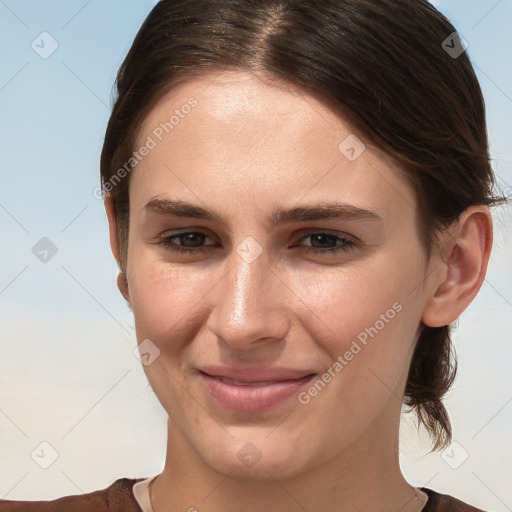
104,194 -> 131,304
421,205 -> 493,327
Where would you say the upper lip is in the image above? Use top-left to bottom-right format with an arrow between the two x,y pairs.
199,366 -> 316,383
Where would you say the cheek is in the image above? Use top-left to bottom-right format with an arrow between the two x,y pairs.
128,259 -> 211,349
287,256 -> 420,349
287,255 -> 425,417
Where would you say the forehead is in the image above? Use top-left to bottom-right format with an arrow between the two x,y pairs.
132,70 -> 416,224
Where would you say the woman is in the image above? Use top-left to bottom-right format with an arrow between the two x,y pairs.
0,0 -> 505,510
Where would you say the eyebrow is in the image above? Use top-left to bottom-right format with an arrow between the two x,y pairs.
144,198 -> 382,226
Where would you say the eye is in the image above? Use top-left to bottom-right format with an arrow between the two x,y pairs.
157,231 -> 216,255
298,231 -> 357,254
157,230 -> 358,256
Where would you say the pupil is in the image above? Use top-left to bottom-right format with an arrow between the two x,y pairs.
182,233 -> 204,247
312,234 -> 334,248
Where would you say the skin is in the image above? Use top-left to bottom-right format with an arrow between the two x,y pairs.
105,70 -> 492,512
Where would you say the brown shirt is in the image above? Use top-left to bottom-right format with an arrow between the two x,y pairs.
0,478 -> 487,511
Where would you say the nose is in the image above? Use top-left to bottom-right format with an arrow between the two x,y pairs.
206,247 -> 291,351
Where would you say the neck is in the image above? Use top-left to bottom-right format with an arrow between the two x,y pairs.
150,412 -> 424,512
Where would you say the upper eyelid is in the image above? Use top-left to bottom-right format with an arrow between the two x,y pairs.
162,229 -> 217,243
299,228 -> 356,239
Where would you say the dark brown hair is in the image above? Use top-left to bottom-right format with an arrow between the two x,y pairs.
100,0 -> 503,450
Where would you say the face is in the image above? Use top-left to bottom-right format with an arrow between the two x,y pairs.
120,70 -> 435,481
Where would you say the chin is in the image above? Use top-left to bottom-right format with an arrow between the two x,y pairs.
207,454 -> 305,483
196,433 -> 314,482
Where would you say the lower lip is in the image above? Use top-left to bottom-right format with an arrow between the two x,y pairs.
198,372 -> 315,413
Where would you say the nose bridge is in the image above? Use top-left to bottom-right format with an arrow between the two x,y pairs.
230,253 -> 271,323
208,248 -> 290,347
231,258 -> 254,325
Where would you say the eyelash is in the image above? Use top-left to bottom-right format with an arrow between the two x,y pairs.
157,231 -> 357,256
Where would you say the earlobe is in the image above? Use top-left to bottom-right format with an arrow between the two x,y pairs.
422,205 -> 493,328
117,271 -> 131,304
104,194 -> 131,304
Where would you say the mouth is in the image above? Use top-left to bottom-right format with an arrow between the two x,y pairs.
197,367 -> 316,413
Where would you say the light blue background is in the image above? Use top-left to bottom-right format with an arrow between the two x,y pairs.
0,0 -> 511,508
